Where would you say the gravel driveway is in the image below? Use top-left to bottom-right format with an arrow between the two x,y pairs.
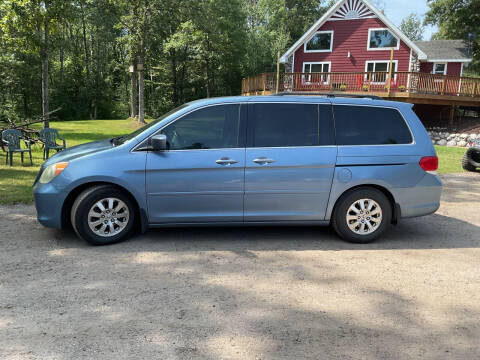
1,173 -> 479,359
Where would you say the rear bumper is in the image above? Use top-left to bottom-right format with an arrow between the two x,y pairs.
392,173 -> 442,219
33,181 -> 66,229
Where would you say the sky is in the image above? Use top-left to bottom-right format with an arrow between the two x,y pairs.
378,0 -> 438,40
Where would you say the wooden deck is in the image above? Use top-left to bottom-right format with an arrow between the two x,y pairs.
241,72 -> 480,107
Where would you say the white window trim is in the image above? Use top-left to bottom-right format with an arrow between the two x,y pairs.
367,28 -> 400,51
427,59 -> 472,63
432,62 -> 448,75
458,63 -> 464,94
302,62 -> 332,84
304,31 -> 334,53
364,60 -> 398,85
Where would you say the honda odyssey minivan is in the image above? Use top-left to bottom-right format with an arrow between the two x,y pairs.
34,95 -> 442,245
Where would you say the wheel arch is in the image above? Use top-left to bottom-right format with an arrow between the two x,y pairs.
329,184 -> 400,225
61,181 -> 148,233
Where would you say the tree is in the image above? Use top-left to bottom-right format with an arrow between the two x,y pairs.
425,0 -> 480,73
0,0 -> 344,123
400,13 -> 425,41
0,0 -> 71,127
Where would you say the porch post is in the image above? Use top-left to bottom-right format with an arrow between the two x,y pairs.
387,48 -> 394,96
449,106 -> 456,125
276,51 -> 280,94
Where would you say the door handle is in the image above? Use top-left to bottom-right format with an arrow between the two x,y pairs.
216,158 -> 238,166
253,157 -> 276,165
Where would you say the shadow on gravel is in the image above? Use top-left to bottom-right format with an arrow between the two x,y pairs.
6,217 -> 480,359
2,209 -> 480,358
52,213 -> 480,252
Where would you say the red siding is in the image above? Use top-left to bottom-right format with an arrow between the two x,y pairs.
446,62 -> 462,77
420,62 -> 433,73
293,18 -> 411,73
420,62 -> 463,77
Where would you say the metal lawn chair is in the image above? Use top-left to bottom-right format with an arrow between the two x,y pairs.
1,129 -> 33,166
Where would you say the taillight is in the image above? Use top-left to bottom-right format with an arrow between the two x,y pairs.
419,156 -> 438,172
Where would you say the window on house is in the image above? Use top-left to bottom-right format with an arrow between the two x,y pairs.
303,62 -> 331,83
433,63 -> 447,75
368,29 -> 399,50
305,31 -> 333,52
365,61 -> 397,83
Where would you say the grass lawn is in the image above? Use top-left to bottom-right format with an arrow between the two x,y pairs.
0,119 -> 145,205
435,145 -> 466,174
0,121 -> 468,205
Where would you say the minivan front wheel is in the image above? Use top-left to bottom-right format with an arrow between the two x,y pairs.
332,188 -> 392,243
71,185 -> 135,245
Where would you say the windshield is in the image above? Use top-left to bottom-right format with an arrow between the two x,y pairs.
111,104 -> 189,146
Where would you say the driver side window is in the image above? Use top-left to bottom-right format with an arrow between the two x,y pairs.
162,104 -> 240,150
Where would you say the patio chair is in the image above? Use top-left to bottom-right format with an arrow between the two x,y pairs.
1,129 -> 33,166
39,128 -> 66,159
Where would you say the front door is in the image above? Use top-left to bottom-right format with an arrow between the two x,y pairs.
146,104 -> 245,224
245,102 -> 337,222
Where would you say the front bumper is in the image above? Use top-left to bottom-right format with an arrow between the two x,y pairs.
392,173 -> 443,219
33,181 -> 67,229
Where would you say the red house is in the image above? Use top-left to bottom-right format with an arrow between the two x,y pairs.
279,0 -> 472,92
242,0 -> 480,117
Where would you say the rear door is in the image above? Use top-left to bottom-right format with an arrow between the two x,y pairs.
244,101 -> 337,222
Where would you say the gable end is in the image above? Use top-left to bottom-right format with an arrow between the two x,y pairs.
330,0 -> 376,21
280,0 -> 428,63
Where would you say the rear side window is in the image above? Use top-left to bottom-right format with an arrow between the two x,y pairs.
248,103 -> 335,147
333,105 -> 413,145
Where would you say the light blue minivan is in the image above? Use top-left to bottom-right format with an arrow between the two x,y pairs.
34,95 -> 442,245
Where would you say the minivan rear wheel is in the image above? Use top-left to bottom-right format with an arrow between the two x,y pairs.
71,185 -> 135,245
332,188 -> 392,243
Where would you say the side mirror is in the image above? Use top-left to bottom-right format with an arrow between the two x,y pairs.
151,134 -> 167,151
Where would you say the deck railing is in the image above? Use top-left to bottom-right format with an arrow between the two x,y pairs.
241,72 -> 480,98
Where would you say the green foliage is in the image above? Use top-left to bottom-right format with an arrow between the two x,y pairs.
425,0 -> 480,72
400,13 -> 425,41
0,0 -> 331,121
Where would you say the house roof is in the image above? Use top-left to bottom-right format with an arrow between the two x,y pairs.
280,0 -> 428,63
413,40 -> 472,62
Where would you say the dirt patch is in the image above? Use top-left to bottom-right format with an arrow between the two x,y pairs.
1,173 -> 480,359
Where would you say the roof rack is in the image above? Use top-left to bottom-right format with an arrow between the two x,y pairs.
272,92 -> 383,100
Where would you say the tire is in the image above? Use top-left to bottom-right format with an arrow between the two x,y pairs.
462,153 -> 477,172
331,187 -> 392,244
71,185 -> 136,245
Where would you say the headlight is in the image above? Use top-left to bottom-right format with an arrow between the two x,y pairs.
39,162 -> 69,184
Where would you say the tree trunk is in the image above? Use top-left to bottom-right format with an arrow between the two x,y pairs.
171,51 -> 178,105
42,1 -> 50,128
205,36 -> 211,98
59,27 -> 64,89
23,90 -> 29,118
94,31 -> 100,120
130,63 -> 138,118
80,1 -> 93,117
80,2 -> 90,78
137,9 -> 147,124
138,64 -> 145,124
138,51 -> 145,123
